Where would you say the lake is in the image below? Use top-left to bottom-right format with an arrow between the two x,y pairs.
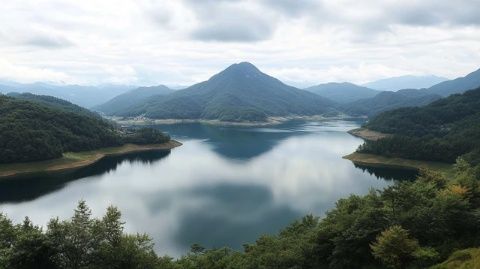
0,120 -> 416,257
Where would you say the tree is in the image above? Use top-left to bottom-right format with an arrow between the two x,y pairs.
370,225 -> 420,269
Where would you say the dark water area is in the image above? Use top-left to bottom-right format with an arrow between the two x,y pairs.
0,120 -> 415,256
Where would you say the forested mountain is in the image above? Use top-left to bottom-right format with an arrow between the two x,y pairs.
343,89 -> 441,117
425,67 -> 480,96
0,95 -> 170,163
363,75 -> 447,91
109,62 -> 337,121
6,92 -> 99,118
0,81 -> 132,107
304,82 -> 379,103
359,87 -> 480,163
94,85 -> 174,115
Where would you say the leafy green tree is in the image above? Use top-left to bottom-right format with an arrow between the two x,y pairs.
370,225 -> 420,269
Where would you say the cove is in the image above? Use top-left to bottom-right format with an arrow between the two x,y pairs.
0,120 -> 417,257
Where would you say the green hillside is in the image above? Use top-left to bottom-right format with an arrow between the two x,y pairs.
94,85 -> 174,115
343,89 -> 441,117
426,68 -> 480,97
359,88 -> 480,163
112,62 -> 337,121
305,82 -> 379,103
0,95 -> 169,164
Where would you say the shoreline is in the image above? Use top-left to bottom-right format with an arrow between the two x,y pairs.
344,127 -> 453,174
107,114 -> 364,127
347,127 -> 390,141
0,140 -> 182,180
343,152 -> 453,175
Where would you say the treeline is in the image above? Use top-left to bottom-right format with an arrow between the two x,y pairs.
1,160 -> 479,269
360,87 -> 480,164
0,95 -> 170,164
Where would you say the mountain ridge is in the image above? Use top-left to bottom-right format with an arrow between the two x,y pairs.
108,62 -> 337,122
305,82 -> 379,103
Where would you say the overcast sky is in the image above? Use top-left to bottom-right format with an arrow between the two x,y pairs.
1,0 -> 479,87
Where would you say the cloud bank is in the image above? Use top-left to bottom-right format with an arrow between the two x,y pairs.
0,0 -> 479,87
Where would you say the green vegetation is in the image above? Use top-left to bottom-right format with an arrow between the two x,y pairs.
425,67 -> 480,97
359,88 -> 480,164
1,160 -> 479,268
343,152 -> 453,176
94,85 -> 174,115
0,95 -> 171,164
0,141 -> 180,179
110,62 -> 336,121
305,82 -> 379,104
343,89 -> 441,117
431,248 -> 480,269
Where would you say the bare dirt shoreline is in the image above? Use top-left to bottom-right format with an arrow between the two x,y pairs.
0,140 -> 182,180
347,128 -> 390,141
107,114 -> 361,127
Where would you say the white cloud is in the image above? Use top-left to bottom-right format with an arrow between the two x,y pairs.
0,0 -> 479,86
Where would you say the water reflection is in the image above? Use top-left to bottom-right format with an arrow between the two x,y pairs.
0,150 -> 170,203
174,183 -> 300,249
0,120 -> 412,257
150,121 -> 315,160
353,163 -> 418,181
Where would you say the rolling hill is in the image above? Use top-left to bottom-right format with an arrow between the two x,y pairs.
0,81 -> 132,107
343,89 -> 441,117
343,67 -> 480,117
94,85 -> 174,115
304,82 -> 379,103
6,92 -> 100,118
0,94 -> 170,163
363,75 -> 447,91
111,62 -> 337,121
359,87 -> 480,163
425,67 -> 480,96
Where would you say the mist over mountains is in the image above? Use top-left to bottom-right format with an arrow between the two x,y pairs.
3,63 -> 480,121
101,62 -> 336,121
363,75 -> 448,91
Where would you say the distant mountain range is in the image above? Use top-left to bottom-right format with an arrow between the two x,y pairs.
343,89 -> 442,117
100,62 -> 337,121
346,68 -> 480,116
363,75 -> 448,91
424,68 -> 480,97
304,82 -> 379,103
3,64 -> 480,121
0,82 -> 133,108
93,85 -> 174,115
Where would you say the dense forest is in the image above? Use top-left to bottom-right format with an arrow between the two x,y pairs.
0,94 -> 170,164
359,87 -> 480,164
1,160 -> 479,268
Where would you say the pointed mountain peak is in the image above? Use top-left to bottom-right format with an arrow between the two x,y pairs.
219,62 -> 263,77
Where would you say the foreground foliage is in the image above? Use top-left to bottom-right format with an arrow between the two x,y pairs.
360,87 -> 480,164
1,160 -> 479,269
431,248 -> 480,269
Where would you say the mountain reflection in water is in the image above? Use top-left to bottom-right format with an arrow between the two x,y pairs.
0,120 -> 413,257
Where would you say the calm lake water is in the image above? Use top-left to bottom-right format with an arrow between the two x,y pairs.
0,120 -> 416,256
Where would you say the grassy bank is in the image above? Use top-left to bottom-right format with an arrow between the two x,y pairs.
0,140 -> 182,180
343,152 -> 453,176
